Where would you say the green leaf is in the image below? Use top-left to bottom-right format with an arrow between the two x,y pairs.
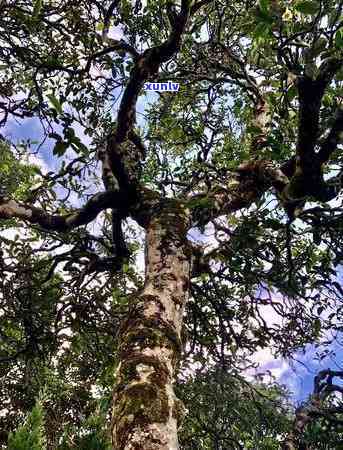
255,10 -> 274,26
187,196 -> 213,210
254,22 -> 270,39
313,318 -> 321,335
337,67 -> 343,81
33,0 -> 43,18
264,218 -> 283,230
286,85 -> 297,102
247,124 -> 263,134
322,94 -> 333,107
335,28 -> 343,49
259,0 -> 270,13
295,1 -> 320,15
52,141 -> 69,157
64,127 -> 75,140
47,94 -> 63,115
32,166 -> 42,175
312,37 -> 327,56
71,139 -> 88,154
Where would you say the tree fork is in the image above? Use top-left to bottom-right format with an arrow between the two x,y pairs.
111,200 -> 191,449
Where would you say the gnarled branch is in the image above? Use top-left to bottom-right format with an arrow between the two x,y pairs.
0,190 -> 128,232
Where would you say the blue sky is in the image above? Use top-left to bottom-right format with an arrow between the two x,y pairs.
4,116 -> 59,171
280,340 -> 343,404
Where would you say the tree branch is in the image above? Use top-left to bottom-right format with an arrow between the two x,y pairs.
105,0 -> 203,191
291,58 -> 343,200
283,368 -> 343,449
102,0 -> 121,43
189,160 -> 289,226
0,191 -> 128,232
318,104 -> 343,164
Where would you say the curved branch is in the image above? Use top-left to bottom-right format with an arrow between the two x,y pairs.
106,0 -> 204,191
0,190 -> 127,232
189,160 -> 289,226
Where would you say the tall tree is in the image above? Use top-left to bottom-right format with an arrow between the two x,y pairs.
1,0 -> 343,448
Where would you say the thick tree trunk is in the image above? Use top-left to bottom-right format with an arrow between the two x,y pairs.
111,201 -> 190,449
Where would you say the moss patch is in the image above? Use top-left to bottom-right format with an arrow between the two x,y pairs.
119,323 -> 182,361
114,382 -> 169,449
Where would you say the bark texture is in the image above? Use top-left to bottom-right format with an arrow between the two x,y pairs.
111,200 -> 190,449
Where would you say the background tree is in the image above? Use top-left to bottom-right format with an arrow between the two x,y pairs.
7,396 -> 46,450
283,369 -> 343,450
0,0 -> 343,449
177,368 -> 292,449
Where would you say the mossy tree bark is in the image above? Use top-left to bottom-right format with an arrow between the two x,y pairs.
111,200 -> 190,449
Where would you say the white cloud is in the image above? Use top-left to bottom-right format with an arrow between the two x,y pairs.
28,153 -> 50,174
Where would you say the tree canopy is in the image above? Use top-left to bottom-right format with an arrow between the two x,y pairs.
0,0 -> 343,448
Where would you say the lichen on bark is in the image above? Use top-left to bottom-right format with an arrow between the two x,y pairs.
111,199 -> 191,449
